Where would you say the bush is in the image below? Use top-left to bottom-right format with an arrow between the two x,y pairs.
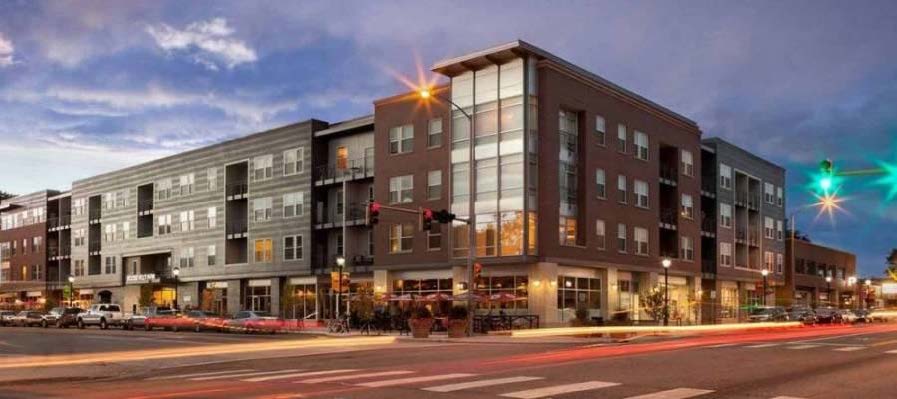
411,305 -> 433,319
448,306 -> 469,320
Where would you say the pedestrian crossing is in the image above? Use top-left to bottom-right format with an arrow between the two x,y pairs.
143,367 -> 810,399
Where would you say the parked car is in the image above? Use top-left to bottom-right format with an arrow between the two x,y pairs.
788,308 -> 817,325
748,306 -> 789,322
225,311 -> 284,334
11,311 -> 45,327
840,309 -> 862,323
0,310 -> 16,326
126,307 -> 174,331
815,307 -> 844,324
77,304 -> 127,329
853,309 -> 874,323
185,310 -> 226,332
41,307 -> 66,328
53,307 -> 84,328
144,309 -> 188,331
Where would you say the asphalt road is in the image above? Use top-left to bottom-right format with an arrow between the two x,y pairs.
3,324 -> 897,398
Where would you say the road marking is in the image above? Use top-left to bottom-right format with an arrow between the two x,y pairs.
623,388 -> 714,399
146,369 -> 255,380
244,369 -> 359,382
190,369 -> 302,381
500,381 -> 621,398
356,373 -> 476,388
787,344 -> 820,350
745,343 -> 779,348
706,343 -> 736,348
832,346 -> 865,352
298,370 -> 414,384
423,376 -> 544,392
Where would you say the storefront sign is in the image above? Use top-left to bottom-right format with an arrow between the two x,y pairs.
126,273 -> 159,284
207,282 -> 228,289
882,283 -> 897,295
290,277 -> 317,285
78,289 -> 94,295
26,291 -> 42,297
248,279 -> 271,287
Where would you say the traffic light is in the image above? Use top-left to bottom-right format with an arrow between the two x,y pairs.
365,202 -> 381,226
474,262 -> 483,287
432,209 -> 456,224
818,159 -> 834,191
419,207 -> 434,231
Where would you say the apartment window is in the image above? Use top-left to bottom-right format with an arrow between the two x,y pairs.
764,251 -> 774,272
681,150 -> 694,176
282,192 -> 304,218
427,170 -> 442,200
720,242 -> 732,266
73,260 -> 85,277
389,124 -> 414,154
389,175 -> 414,204
595,169 -> 606,198
776,253 -> 784,274
207,167 -> 218,190
634,131 -> 649,160
335,188 -> 344,216
157,179 -> 172,200
179,210 -> 195,232
681,236 -> 694,261
115,191 -> 127,208
180,173 -> 195,196
617,124 -> 627,153
720,203 -> 732,228
428,118 -> 443,148
207,207 -> 217,228
253,154 -> 274,181
335,146 -> 349,170
11,240 -> 16,256
618,175 -> 627,204
30,264 -> 41,280
594,115 -> 606,146
104,192 -> 115,210
764,182 -> 775,204
776,186 -> 784,207
559,217 -> 577,247
634,180 -> 649,208
253,197 -> 273,222
776,220 -> 784,240
720,164 -> 732,190
120,222 -> 130,241
764,217 -> 775,239
389,223 -> 414,253
157,214 -> 172,235
634,227 -> 648,255
681,194 -> 694,219
336,232 -> 344,255
73,198 -> 86,216
254,239 -> 273,263
427,231 -> 442,251
207,245 -> 217,266
32,237 -> 41,253
283,147 -> 305,176
104,256 -> 117,274
104,224 -> 116,242
74,229 -> 85,246
617,223 -> 627,253
595,219 -> 606,250
179,247 -> 195,268
284,234 -> 303,261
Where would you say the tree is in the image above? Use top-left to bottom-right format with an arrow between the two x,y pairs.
886,249 -> 897,279
138,285 -> 155,308
0,191 -> 14,201
640,285 -> 668,324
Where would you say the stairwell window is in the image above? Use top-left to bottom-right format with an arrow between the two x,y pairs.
634,131 -> 649,160
681,236 -> 694,261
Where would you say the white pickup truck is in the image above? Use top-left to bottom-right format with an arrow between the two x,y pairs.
77,304 -> 128,329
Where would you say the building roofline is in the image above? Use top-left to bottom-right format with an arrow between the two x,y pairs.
788,238 -> 857,258
373,84 -> 450,107
702,136 -> 786,171
432,39 -> 699,129
314,114 -> 374,138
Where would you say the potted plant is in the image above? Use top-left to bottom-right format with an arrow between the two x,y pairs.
408,305 -> 434,338
572,307 -> 590,327
447,306 -> 469,338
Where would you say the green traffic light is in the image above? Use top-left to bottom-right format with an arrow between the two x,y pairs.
819,176 -> 833,191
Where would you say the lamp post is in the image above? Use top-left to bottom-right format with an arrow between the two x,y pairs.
863,279 -> 872,310
825,275 -> 832,306
419,88 -> 476,336
662,258 -> 672,326
761,269 -> 770,306
335,256 -> 345,319
67,275 -> 75,307
172,267 -> 180,311
847,276 -> 857,309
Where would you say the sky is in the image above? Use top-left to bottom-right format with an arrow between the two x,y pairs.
1,0 -> 896,276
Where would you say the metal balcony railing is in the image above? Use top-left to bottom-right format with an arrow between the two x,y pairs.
701,217 -> 716,232
659,165 -> 679,182
317,204 -> 366,225
702,259 -> 716,274
88,241 -> 101,252
660,209 -> 678,226
227,183 -> 248,198
314,157 -> 374,182
48,217 -> 59,229
138,200 -> 154,213
88,209 -> 101,221
226,221 -> 248,236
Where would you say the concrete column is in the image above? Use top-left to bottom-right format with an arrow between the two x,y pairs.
603,267 -> 619,321
270,277 -> 281,316
530,262 -> 558,326
226,279 -> 241,315
178,282 -> 199,311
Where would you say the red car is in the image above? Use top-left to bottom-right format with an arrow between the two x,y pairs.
225,311 -> 285,334
185,310 -> 226,332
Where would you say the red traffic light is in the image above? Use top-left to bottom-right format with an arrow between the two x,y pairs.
420,207 -> 434,231
365,202 -> 381,226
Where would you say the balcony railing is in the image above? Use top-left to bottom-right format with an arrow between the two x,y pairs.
660,209 -> 678,226
226,221 -> 248,236
138,200 -> 154,213
314,157 -> 375,182
88,241 -> 101,253
735,192 -> 761,209
48,217 -> 59,229
659,165 -> 678,183
317,204 -> 366,225
736,229 -> 747,241
701,217 -> 716,232
226,183 -> 248,198
701,179 -> 716,193
88,209 -> 101,221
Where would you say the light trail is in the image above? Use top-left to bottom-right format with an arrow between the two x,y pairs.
511,322 -> 801,338
0,336 -> 395,369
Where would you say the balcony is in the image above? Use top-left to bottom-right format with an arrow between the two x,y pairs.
659,209 -> 678,229
659,165 -> 678,186
138,200 -> 154,215
314,204 -> 367,230
88,241 -> 101,254
735,192 -> 761,210
701,179 -> 716,196
748,231 -> 760,247
226,221 -> 248,238
88,209 -> 101,223
735,229 -> 747,244
226,183 -> 248,200
702,259 -> 716,274
314,157 -> 375,186
701,217 -> 716,236
48,246 -> 71,260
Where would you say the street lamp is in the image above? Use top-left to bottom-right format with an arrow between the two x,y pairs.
67,275 -> 75,307
864,279 -> 872,310
662,258 -> 672,326
761,269 -> 770,306
172,267 -> 180,310
825,275 -> 832,306
335,256 -> 346,318
419,87 -> 476,336
847,276 -> 857,309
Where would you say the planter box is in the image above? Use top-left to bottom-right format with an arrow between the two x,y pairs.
447,319 -> 468,338
409,318 -> 434,338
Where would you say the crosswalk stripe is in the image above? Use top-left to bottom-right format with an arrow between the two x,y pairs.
623,387 -> 714,399
423,376 -> 544,392
190,369 -> 302,381
500,381 -> 621,399
833,346 -> 865,352
356,373 -> 475,388
745,343 -> 779,348
787,344 -> 820,350
244,369 -> 358,382
299,370 -> 414,384
146,369 -> 255,380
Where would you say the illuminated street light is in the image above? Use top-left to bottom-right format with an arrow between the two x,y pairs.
865,279 -> 872,286
418,88 -> 431,99
761,269 -> 770,306
662,258 -> 671,326
172,267 -> 180,310
67,275 -> 75,307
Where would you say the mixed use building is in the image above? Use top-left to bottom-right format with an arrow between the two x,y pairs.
0,40 -> 859,325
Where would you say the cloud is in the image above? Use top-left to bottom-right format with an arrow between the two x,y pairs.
146,17 -> 257,70
0,32 -> 14,67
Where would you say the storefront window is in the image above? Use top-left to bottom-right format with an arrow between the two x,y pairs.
557,276 -> 601,315
720,288 -> 738,319
245,285 -> 271,313
475,275 -> 528,311
286,283 -> 316,319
